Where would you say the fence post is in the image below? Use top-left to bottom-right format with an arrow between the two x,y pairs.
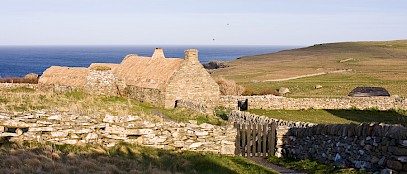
235,122 -> 241,156
263,123 -> 267,157
268,122 -> 276,156
257,124 -> 262,157
247,123 -> 251,157
252,123 -> 257,156
242,123 -> 246,157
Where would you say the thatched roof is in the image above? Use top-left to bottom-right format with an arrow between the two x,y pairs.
89,63 -> 119,71
115,54 -> 184,89
39,66 -> 88,87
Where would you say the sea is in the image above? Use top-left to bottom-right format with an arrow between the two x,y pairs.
0,45 -> 299,77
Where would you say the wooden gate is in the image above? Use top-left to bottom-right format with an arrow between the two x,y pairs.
234,122 -> 276,157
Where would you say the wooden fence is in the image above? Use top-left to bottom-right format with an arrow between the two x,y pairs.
234,122 -> 277,157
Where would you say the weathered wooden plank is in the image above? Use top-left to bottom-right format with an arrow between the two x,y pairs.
270,122 -> 277,156
247,123 -> 251,157
252,124 -> 257,156
268,124 -> 273,156
242,123 -> 246,157
257,124 -> 262,157
235,122 -> 241,156
263,124 -> 267,157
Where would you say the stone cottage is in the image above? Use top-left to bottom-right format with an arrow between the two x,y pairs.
39,48 -> 220,110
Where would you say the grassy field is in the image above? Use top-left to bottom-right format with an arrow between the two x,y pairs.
212,40 -> 407,97
248,109 -> 407,126
0,142 -> 277,174
0,88 -> 224,125
268,156 -> 366,174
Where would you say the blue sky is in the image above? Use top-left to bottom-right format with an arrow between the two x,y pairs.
1,0 -> 406,45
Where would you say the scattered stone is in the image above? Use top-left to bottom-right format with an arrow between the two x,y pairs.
51,131 -> 69,138
386,160 -> 403,171
199,123 -> 214,129
195,131 -> 209,137
396,156 -> 407,163
220,144 -> 235,155
278,87 -> 290,94
189,142 -> 203,149
189,120 -> 198,125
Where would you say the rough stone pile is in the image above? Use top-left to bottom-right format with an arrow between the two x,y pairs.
0,110 -> 236,155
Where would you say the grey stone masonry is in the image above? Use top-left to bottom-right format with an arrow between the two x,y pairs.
229,110 -> 407,173
220,95 -> 407,110
0,110 -> 236,155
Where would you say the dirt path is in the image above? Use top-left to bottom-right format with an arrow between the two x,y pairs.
262,69 -> 352,82
247,157 -> 306,174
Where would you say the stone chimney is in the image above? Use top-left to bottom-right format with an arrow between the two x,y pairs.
152,48 -> 165,59
184,49 -> 199,64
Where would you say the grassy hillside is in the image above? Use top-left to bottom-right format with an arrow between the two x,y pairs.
212,40 -> 407,97
0,142 -> 277,174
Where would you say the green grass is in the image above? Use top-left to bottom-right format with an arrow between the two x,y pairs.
161,108 -> 224,125
7,87 -> 35,93
0,142 -> 277,174
248,109 -> 407,126
268,156 -> 366,174
240,73 -> 407,98
0,88 -> 225,125
64,90 -> 85,100
212,40 -> 407,98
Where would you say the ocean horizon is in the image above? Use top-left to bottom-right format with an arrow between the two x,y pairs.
0,45 -> 300,77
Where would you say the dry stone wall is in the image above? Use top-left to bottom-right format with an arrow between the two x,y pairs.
175,100 -> 212,115
0,83 -> 37,90
220,95 -> 407,110
229,110 -> 407,173
84,70 -> 123,96
125,86 -> 164,107
0,110 -> 236,155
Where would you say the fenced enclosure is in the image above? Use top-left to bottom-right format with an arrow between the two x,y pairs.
234,122 -> 277,157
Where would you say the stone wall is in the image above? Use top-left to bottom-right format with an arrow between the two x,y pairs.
0,110 -> 236,155
229,110 -> 407,172
175,100 -> 212,115
125,86 -> 164,107
164,49 -> 220,109
84,70 -> 123,96
284,123 -> 407,172
220,95 -> 407,110
0,83 -> 37,90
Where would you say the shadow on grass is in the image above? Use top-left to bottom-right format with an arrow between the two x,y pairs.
325,109 -> 407,127
0,142 -> 276,174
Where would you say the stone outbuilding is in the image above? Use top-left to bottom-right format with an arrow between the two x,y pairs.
39,48 -> 220,110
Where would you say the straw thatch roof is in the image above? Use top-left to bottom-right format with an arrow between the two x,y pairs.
115,55 -> 184,89
39,66 -> 88,87
89,63 -> 119,71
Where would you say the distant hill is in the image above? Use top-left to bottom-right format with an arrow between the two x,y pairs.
211,40 -> 407,97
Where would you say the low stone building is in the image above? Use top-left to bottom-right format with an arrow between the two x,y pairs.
39,48 -> 220,110
39,66 -> 88,92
